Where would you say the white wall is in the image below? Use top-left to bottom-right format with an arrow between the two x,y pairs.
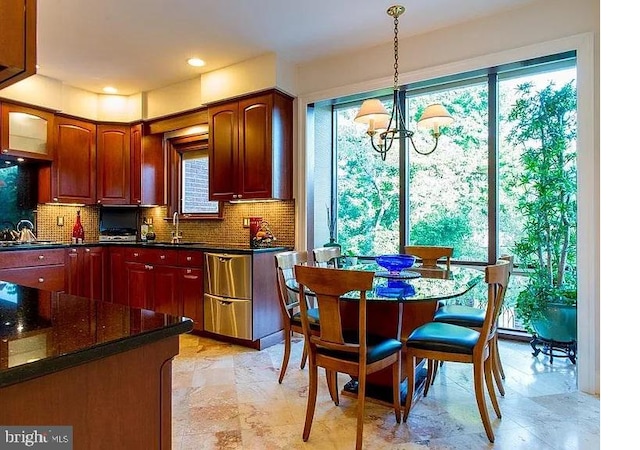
294,0 -> 599,395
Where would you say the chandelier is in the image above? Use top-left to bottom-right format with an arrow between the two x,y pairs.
354,5 -> 454,161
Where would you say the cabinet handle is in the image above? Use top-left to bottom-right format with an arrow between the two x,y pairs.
160,255 -> 165,260
85,248 -> 90,253
186,256 -> 192,261
1,149 -> 8,154
133,252 -> 139,257
145,264 -> 153,270
184,275 -> 198,280
237,194 -> 242,199
38,255 -> 44,260
186,269 -> 192,274
53,198 -> 59,202
38,277 -> 44,283
71,248 -> 77,253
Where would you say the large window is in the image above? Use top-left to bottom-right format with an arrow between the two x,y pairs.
332,52 -> 577,332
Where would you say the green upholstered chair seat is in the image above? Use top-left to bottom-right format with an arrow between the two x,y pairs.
317,330 -> 402,363
406,322 -> 479,355
291,308 -> 321,330
433,304 -> 485,328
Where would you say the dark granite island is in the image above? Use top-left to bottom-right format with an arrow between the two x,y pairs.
0,280 -> 192,449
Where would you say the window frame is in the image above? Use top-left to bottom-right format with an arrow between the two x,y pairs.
167,133 -> 223,220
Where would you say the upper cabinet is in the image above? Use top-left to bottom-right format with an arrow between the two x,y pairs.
0,102 -> 54,161
40,116 -> 97,204
0,0 -> 36,90
130,122 -> 164,206
208,89 -> 293,201
97,124 -> 130,205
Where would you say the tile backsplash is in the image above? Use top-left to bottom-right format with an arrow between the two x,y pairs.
37,201 -> 295,248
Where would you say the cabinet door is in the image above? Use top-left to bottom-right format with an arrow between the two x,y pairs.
208,102 -> 239,201
0,0 -> 36,90
151,265 -> 180,317
125,261 -> 151,309
107,246 -> 126,304
82,247 -> 105,301
97,124 -> 130,205
50,116 -> 97,204
238,94 -> 273,199
66,248 -> 82,295
131,123 -> 164,206
0,102 -> 54,161
181,267 -> 203,331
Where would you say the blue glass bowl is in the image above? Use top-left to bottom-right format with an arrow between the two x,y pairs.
375,254 -> 416,274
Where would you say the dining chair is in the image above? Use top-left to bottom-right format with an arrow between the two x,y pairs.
403,259 -> 511,443
294,265 -> 402,450
404,245 -> 453,278
312,246 -> 341,268
431,255 -> 514,395
274,250 -> 320,384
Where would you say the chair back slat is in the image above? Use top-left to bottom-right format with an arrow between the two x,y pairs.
275,251 -> 308,318
312,246 -> 341,268
476,259 -> 511,353
404,246 -> 453,271
294,265 -> 373,352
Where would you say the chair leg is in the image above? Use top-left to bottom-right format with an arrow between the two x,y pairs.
424,359 -> 435,397
404,354 -> 415,422
495,337 -> 506,380
392,358 -> 401,424
473,360 -> 495,443
302,360 -> 318,442
325,369 -> 339,405
430,360 -> 443,385
484,354 -> 502,418
300,343 -> 308,370
356,371 -> 366,450
491,338 -> 505,396
278,330 -> 292,384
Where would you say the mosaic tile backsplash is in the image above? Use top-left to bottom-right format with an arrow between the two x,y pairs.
36,201 -> 295,248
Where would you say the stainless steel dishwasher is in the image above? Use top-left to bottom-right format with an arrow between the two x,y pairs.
204,253 -> 252,340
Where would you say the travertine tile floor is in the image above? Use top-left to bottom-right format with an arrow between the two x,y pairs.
172,334 -> 599,449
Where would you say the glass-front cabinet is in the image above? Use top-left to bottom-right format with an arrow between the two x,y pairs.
0,102 -> 55,161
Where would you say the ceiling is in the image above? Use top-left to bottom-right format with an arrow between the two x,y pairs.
36,0 -> 535,96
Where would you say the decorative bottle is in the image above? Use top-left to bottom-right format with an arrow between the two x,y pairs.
72,210 -> 85,244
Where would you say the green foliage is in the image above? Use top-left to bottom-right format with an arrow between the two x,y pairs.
506,80 -> 578,333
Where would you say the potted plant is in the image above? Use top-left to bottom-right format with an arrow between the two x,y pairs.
507,80 -> 578,362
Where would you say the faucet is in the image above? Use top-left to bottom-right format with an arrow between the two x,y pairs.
172,212 -> 182,243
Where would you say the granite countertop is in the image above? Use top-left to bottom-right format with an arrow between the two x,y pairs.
0,281 -> 193,388
0,241 -> 291,254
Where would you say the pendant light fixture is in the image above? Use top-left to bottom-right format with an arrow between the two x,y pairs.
354,5 -> 454,160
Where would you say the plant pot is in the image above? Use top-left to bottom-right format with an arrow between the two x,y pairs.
531,302 -> 577,343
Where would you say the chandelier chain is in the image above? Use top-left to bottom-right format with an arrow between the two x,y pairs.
393,15 -> 399,89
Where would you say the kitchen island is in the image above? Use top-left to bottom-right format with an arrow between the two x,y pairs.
0,280 -> 192,449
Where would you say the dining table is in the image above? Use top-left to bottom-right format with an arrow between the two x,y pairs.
286,261 -> 484,406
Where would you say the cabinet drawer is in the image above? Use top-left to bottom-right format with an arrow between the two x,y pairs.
124,248 -> 178,266
0,265 -> 65,291
178,250 -> 203,268
0,248 -> 66,269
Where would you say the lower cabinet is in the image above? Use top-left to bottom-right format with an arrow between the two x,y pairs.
66,246 -> 105,300
0,248 -> 66,291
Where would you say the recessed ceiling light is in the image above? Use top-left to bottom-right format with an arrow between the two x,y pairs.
187,58 -> 205,67
103,86 -> 118,94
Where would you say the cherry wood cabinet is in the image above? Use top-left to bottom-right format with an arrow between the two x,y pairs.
39,116 -> 97,204
0,248 -> 66,291
208,89 -> 293,201
97,124 -> 130,205
0,102 -> 54,161
0,0 -> 36,90
130,122 -> 164,206
66,246 -> 105,301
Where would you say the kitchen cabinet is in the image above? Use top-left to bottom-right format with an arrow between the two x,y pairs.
130,122 -> 164,206
97,124 -> 130,205
121,247 -> 202,320
0,248 -> 66,291
208,89 -> 293,201
39,116 -> 97,204
0,102 -> 54,161
66,246 -> 105,301
0,0 -> 36,90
